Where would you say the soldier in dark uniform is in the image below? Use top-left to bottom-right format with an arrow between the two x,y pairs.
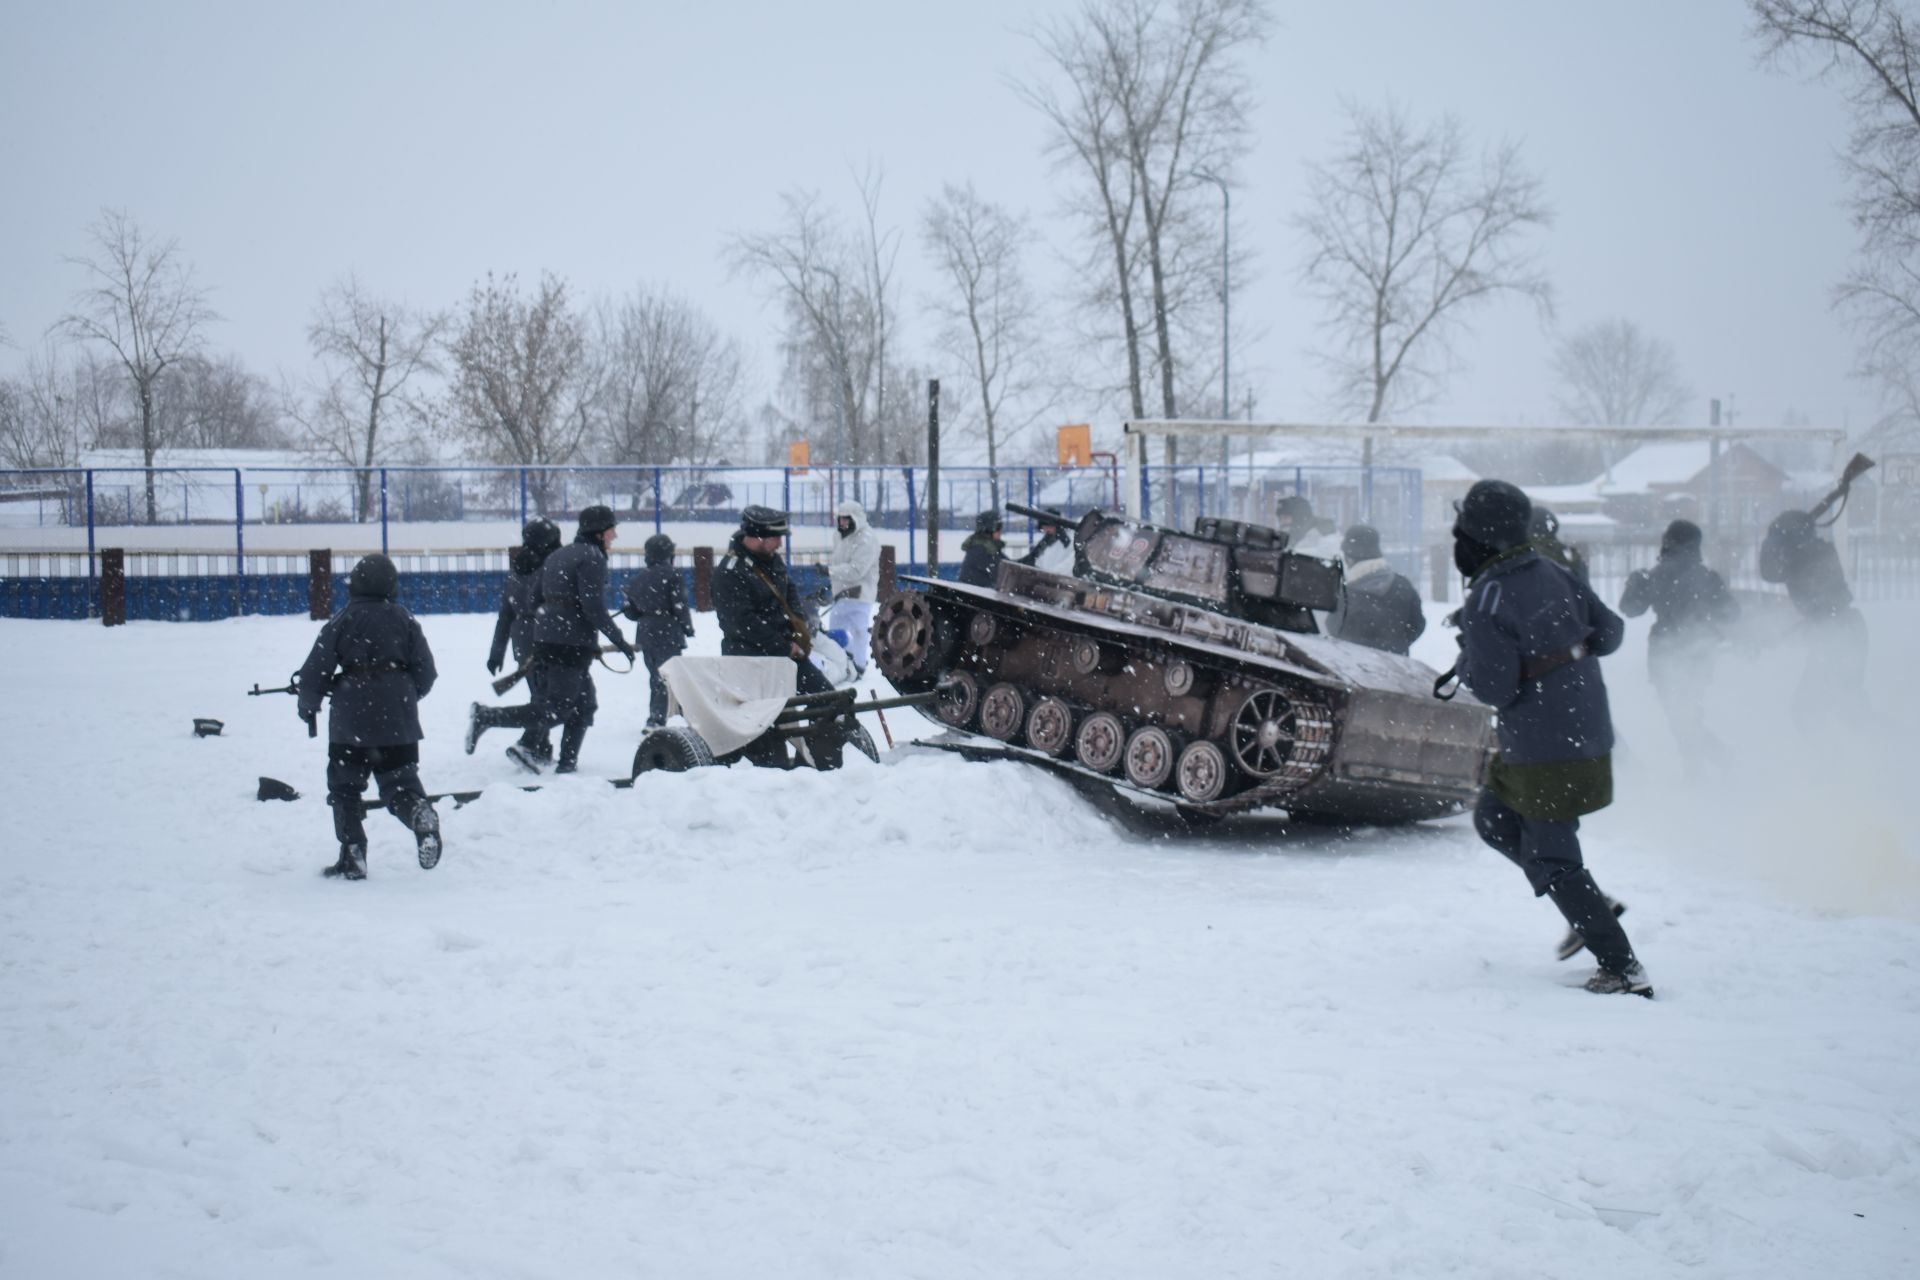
1759,507 -> 1868,729
622,533 -> 694,727
1528,506 -> 1590,585
466,505 -> 634,773
1619,519 -> 1740,764
296,553 -> 441,881
1452,480 -> 1651,997
1326,524 -> 1426,655
486,518 -> 562,766
714,505 -> 842,766
958,510 -> 1007,587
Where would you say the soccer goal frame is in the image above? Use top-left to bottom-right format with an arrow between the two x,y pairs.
1118,419 -> 1851,520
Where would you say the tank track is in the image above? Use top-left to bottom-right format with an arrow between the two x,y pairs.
907,614 -> 1338,817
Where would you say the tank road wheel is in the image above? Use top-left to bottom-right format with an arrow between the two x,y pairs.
1163,659 -> 1197,697
1074,711 -> 1127,773
631,726 -> 716,776
1024,696 -> 1075,757
1230,688 -> 1297,778
1123,725 -> 1178,790
1175,740 -> 1230,804
979,682 -> 1028,741
936,671 -> 981,730
873,591 -> 940,682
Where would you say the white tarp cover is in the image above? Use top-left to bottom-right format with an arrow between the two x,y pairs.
662,655 -> 796,756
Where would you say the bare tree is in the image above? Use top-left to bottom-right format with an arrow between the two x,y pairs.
446,272 -> 593,510
55,209 -> 220,521
1751,1 -> 1920,445
729,190 -> 891,467
922,182 -> 1050,501
1019,0 -> 1267,456
1552,318 -> 1692,426
0,345 -> 119,471
1296,102 -> 1554,451
297,278 -> 446,519
594,285 -> 747,473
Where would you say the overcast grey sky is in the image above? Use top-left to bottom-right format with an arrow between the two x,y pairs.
0,0 -> 1875,441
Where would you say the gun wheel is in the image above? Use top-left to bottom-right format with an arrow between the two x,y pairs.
631,727 -> 716,776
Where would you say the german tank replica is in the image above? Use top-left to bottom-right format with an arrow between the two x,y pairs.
871,504 -> 1494,823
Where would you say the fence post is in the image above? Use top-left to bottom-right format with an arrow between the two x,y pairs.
519,469 -> 529,528
233,469 -> 246,613
653,466 -> 664,535
85,469 -> 97,613
879,544 -> 897,599
309,549 -> 333,620
692,546 -> 715,611
904,466 -> 918,571
379,469 -> 390,556
100,547 -> 126,626
1430,544 -> 1451,604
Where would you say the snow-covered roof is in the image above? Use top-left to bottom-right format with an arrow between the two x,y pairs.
1595,442 -> 1712,494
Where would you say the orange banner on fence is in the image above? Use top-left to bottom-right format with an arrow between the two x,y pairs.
1057,424 -> 1092,466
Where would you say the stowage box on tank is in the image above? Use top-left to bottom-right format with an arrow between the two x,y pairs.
872,505 -> 1493,823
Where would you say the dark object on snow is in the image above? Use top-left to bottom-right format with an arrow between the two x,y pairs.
871,503 -> 1492,825
257,776 -> 301,802
193,718 -> 224,738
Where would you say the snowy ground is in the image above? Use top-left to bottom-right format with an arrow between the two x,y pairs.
1,597 -> 1916,1277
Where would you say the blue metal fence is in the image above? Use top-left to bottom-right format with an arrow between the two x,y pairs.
0,461 -> 1422,621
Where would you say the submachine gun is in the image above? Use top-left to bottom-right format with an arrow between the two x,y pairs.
249,672 -> 316,737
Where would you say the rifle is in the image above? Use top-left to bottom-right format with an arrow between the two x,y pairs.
491,644 -> 633,696
1807,452 -> 1876,526
249,672 -> 317,737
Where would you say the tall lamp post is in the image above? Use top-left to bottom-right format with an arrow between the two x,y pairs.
1196,171 -> 1230,511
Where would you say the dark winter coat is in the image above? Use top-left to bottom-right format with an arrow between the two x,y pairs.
1618,549 -> 1739,652
1759,523 -> 1853,620
1328,560 -> 1426,655
958,531 -> 1006,587
1458,548 -> 1623,817
1530,532 -> 1591,586
534,536 -> 628,657
297,598 -> 437,747
622,563 -> 694,660
714,535 -> 805,657
489,549 -> 542,670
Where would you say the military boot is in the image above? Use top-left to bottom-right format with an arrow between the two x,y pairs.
412,804 -> 441,870
323,842 -> 368,880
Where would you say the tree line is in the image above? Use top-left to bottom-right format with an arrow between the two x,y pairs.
4,0 -> 1912,519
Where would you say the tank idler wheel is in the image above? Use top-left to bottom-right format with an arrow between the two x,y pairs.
1024,696 -> 1075,756
873,591 -> 939,682
978,682 -> 1028,741
1163,659 -> 1197,697
1230,687 -> 1298,778
1123,725 -> 1180,790
1175,739 -> 1231,804
631,726 -> 716,776
1074,711 -> 1127,773
936,670 -> 981,730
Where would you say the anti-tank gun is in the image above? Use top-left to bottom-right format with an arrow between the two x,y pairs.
874,503 -> 1493,825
